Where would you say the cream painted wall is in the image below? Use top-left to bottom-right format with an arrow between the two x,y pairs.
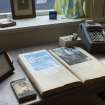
0,22 -> 80,50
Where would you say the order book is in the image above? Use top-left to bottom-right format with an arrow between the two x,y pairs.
18,50 -> 82,97
49,47 -> 105,86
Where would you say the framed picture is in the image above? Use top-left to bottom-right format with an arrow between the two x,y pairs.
10,0 -> 36,19
0,49 -> 14,82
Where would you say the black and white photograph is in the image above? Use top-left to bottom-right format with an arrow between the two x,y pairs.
17,0 -> 29,10
10,0 -> 36,19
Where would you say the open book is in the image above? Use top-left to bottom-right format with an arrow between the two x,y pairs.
50,47 -> 105,86
18,50 -> 82,97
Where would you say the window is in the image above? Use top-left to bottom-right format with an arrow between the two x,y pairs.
36,0 -> 55,10
0,0 -> 11,13
0,0 -> 55,13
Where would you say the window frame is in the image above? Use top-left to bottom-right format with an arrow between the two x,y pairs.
0,0 -> 55,17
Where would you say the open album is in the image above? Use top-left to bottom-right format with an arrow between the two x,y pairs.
18,50 -> 82,97
49,47 -> 105,86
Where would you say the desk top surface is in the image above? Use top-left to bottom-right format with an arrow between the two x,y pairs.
0,44 -> 105,105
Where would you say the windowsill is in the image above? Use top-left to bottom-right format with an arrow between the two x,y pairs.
0,12 -> 105,32
0,15 -> 84,32
0,13 -> 105,49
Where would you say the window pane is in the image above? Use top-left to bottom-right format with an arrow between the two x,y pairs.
36,0 -> 55,10
0,0 -> 55,13
37,0 -> 47,4
0,0 -> 11,13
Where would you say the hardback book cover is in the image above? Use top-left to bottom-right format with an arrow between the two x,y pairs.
49,47 -> 105,86
18,50 -> 82,97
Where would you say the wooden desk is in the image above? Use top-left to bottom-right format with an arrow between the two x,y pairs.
0,44 -> 105,105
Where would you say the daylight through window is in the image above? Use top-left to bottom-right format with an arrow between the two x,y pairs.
0,0 -> 55,13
